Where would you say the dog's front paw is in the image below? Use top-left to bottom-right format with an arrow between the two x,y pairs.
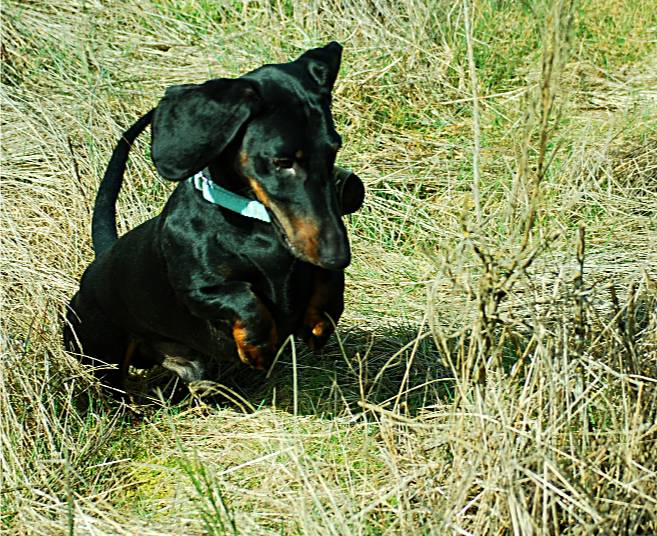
300,309 -> 335,351
232,320 -> 278,371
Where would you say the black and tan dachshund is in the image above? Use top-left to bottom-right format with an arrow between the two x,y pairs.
64,42 -> 365,391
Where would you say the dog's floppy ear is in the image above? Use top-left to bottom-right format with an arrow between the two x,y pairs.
151,78 -> 261,180
296,41 -> 343,92
334,167 -> 365,215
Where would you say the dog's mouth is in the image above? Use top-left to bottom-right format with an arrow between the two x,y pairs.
267,207 -> 350,270
268,210 -> 322,265
269,212 -> 299,254
245,176 -> 350,269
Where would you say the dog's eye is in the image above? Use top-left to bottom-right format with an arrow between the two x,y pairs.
273,158 -> 294,170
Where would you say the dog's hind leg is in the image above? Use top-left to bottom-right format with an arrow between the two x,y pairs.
64,292 -> 131,391
132,340 -> 207,383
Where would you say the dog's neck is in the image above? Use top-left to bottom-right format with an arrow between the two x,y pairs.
191,166 -> 271,223
206,162 -> 252,199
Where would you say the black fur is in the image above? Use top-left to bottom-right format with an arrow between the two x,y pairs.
64,42 -> 365,391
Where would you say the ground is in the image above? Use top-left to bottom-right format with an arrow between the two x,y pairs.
1,1 -> 656,534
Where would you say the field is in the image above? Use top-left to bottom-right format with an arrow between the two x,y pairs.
1,0 -> 656,534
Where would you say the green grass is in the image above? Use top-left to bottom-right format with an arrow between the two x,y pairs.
2,0 -> 656,534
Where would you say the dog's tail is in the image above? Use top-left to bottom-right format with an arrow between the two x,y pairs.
92,110 -> 155,255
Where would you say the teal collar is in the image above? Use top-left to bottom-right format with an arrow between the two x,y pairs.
189,170 -> 271,223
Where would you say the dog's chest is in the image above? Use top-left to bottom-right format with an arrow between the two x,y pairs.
162,187 -> 318,332
241,241 -> 315,327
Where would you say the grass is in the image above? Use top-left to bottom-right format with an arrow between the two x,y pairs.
1,0 -> 656,534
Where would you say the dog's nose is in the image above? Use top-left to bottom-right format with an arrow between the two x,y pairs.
318,227 -> 351,269
320,253 -> 351,270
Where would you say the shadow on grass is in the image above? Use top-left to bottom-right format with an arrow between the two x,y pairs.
3,309 -> 453,423
153,323 -> 456,419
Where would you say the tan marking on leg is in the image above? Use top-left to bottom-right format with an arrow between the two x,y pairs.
312,322 -> 328,337
232,320 -> 252,366
231,305 -> 279,371
302,270 -> 340,350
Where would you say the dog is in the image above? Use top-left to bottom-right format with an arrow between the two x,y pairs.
64,42 -> 365,391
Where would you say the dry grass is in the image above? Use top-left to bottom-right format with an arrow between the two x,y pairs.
1,0 -> 656,534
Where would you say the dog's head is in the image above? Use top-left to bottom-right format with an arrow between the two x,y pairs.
151,42 -> 363,270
